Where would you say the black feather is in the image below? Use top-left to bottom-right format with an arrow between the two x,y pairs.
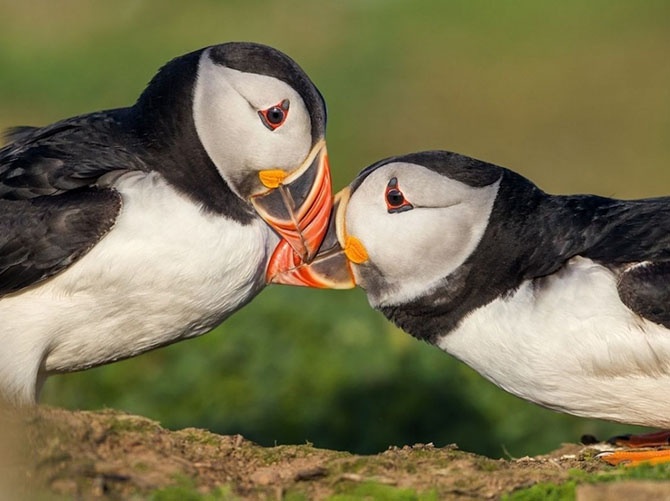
2,126 -> 40,145
0,188 -> 121,295
618,262 -> 670,328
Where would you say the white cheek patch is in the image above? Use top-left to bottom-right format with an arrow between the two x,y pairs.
346,164 -> 500,307
192,50 -> 312,197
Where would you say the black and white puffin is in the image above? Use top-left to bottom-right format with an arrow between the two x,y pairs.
0,42 -> 333,405
272,150 -> 670,465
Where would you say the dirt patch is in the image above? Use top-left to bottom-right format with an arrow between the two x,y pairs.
5,406 -> 668,499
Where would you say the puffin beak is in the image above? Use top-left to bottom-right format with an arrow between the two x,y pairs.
266,188 -> 356,289
251,140 -> 332,263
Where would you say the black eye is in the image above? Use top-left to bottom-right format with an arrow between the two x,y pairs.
385,177 -> 413,213
386,189 -> 405,207
259,99 -> 290,131
266,107 -> 284,124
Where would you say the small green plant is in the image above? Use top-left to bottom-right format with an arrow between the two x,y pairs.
331,481 -> 438,500
150,476 -> 236,501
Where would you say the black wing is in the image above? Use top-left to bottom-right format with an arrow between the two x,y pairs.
617,261 -> 670,328
0,111 -> 145,200
577,197 -> 670,264
0,189 -> 121,295
539,194 -> 670,327
0,111 -> 143,295
3,126 -> 40,144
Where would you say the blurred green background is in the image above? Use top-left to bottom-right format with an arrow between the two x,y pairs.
2,0 -> 669,458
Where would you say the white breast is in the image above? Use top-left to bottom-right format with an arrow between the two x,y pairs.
0,171 -> 276,401
438,256 -> 670,428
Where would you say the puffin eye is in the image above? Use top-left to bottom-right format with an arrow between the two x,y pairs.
387,190 -> 404,206
385,177 -> 413,214
258,99 -> 290,131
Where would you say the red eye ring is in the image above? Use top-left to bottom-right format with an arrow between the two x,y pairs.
259,99 -> 290,131
385,177 -> 413,213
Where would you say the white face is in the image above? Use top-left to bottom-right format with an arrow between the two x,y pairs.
345,162 -> 500,307
192,48 -> 313,199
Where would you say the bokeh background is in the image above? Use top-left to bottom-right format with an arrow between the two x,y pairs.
2,0 -> 669,458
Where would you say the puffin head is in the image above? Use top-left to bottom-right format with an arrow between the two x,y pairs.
133,42 -> 331,277
268,151 -> 503,305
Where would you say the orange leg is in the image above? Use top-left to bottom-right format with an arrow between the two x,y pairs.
600,448 -> 670,466
599,430 -> 670,466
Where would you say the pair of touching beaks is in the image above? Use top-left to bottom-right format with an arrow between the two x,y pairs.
264,186 -> 364,290
251,138 -> 363,290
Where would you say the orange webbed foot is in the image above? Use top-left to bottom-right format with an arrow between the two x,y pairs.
598,430 -> 670,466
599,448 -> 670,466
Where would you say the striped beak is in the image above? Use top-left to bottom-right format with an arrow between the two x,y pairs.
266,187 -> 356,289
252,140 -> 332,265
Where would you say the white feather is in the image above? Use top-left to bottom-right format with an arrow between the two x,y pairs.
0,171 -> 276,403
438,256 -> 670,428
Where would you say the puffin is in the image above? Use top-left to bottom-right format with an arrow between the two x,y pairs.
271,150 -> 670,465
0,42 -> 333,406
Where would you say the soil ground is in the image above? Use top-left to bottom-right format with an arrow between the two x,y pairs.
4,407 -> 670,500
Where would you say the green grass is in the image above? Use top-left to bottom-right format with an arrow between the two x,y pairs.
504,482 -> 576,501
3,0 -> 670,458
330,481 -> 438,501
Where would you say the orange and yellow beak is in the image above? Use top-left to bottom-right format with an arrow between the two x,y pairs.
265,187 -> 361,289
251,140 -> 332,274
